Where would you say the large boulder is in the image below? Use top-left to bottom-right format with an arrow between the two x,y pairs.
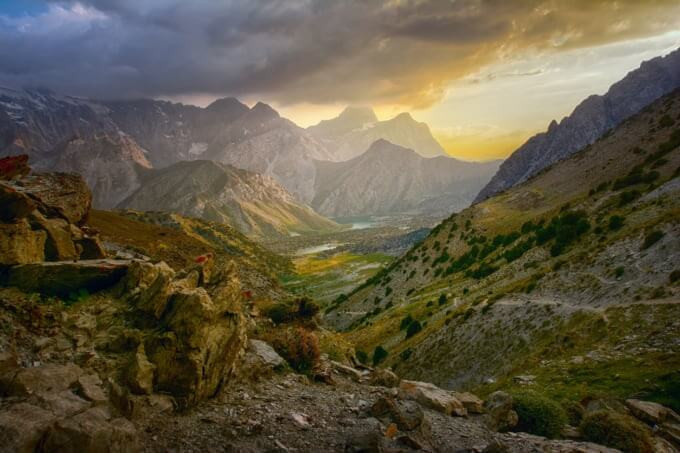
452,391 -> 484,414
119,260 -> 176,319
9,172 -> 92,225
28,212 -> 78,261
0,403 -> 55,453
0,182 -> 36,221
125,345 -> 156,395
398,380 -> 467,416
41,406 -> 139,453
484,391 -> 519,432
0,259 -> 129,297
0,219 -> 46,265
240,339 -> 286,379
0,363 -> 83,397
625,399 -> 678,425
369,368 -> 400,388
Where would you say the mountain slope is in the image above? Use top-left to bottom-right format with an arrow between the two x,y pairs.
45,132 -> 152,208
205,102 -> 333,203
309,107 -> 446,161
475,47 -> 680,202
328,89 -> 680,404
312,139 -> 500,217
118,159 -> 339,238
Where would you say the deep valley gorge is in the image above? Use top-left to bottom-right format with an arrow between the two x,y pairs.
1,4 -> 680,452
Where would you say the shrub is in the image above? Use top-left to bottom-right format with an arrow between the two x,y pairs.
400,348 -> 412,361
563,401 -> 585,426
641,230 -> 664,250
373,345 -> 388,365
608,215 -> 624,231
438,294 -> 447,305
618,190 -> 640,206
274,327 -> 320,373
511,390 -> 568,438
405,320 -> 422,338
356,349 -> 368,364
614,266 -> 625,278
400,314 -> 414,330
580,410 -> 653,453
265,297 -> 320,324
670,269 -> 680,284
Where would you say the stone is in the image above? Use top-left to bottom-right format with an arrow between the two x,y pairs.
28,213 -> 78,261
76,235 -> 107,260
75,374 -> 108,404
0,182 -> 36,221
248,339 -> 285,368
125,345 -> 156,395
146,282 -> 246,404
398,380 -> 467,416
331,361 -> 364,382
371,396 -> 424,431
484,391 -> 518,432
512,375 -> 536,385
369,368 -> 400,388
452,391 -> 484,414
625,399 -> 674,425
290,411 -> 311,429
10,172 -> 92,225
41,406 -> 140,453
0,363 -> 83,397
1,259 -> 129,297
0,403 -> 55,453
120,261 -> 176,319
659,421 -> 680,448
0,155 -> 30,181
33,389 -> 91,417
0,219 -> 46,265
481,439 -> 510,452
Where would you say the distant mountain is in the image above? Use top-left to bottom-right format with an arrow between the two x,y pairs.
103,97 -> 250,167
46,132 -> 152,208
475,47 -> 680,202
119,160 -> 339,238
311,139 -> 500,217
308,107 -> 446,161
204,102 -> 333,203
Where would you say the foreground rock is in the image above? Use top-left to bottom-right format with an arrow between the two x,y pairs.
398,380 -> 467,416
1,259 -> 129,297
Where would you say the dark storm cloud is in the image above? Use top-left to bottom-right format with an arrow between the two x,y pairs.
1,0 -> 679,107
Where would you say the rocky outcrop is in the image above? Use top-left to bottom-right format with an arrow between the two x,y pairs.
308,107 -> 447,160
476,47 -> 680,202
120,259 -> 247,405
0,165 -> 107,270
397,380 -> 467,416
118,159 -> 338,238
312,139 -> 500,217
0,363 -> 139,452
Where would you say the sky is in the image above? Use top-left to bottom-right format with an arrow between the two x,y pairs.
1,1 -> 679,161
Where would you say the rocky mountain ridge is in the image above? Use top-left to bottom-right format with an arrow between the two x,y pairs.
475,46 -> 680,202
119,160 -> 339,238
312,139 -> 500,218
308,106 -> 447,161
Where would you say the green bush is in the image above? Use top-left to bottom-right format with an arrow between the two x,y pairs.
438,294 -> 447,305
641,230 -> 664,250
608,215 -> 624,231
264,297 -> 320,324
356,349 -> 368,364
405,320 -> 422,339
511,390 -> 568,438
580,410 -> 653,453
400,314 -> 414,330
373,345 -> 388,366
670,269 -> 680,284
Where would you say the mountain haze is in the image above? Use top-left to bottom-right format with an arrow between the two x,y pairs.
309,107 -> 447,161
312,139 -> 500,217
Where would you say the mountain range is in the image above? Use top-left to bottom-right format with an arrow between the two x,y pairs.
312,139 -> 500,217
119,160 -> 339,238
0,86 -> 499,236
308,106 -> 447,161
475,47 -> 680,202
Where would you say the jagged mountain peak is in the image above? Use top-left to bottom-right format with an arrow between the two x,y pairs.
337,105 -> 378,124
205,97 -> 249,115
